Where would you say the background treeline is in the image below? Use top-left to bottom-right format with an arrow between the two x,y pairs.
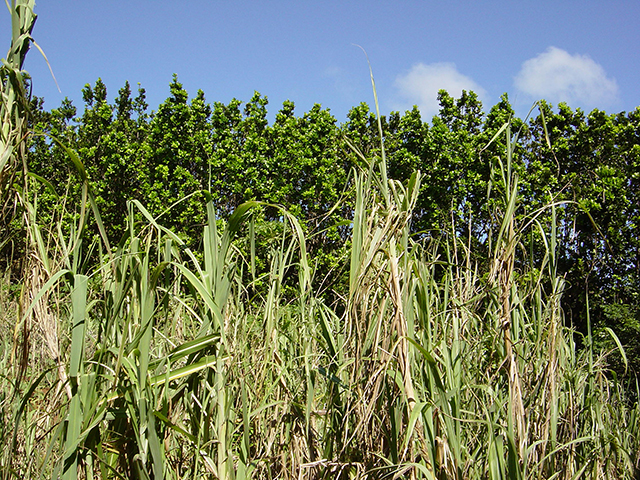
21,76 -> 640,380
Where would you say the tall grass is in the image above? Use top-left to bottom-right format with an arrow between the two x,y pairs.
3,110 -> 637,478
2,9 -> 639,478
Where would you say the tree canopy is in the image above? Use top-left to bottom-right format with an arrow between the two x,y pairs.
23,77 -> 640,380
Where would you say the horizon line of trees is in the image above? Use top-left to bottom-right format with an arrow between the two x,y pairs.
14,74 -> 640,381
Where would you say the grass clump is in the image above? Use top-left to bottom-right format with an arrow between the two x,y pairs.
5,105 -> 638,479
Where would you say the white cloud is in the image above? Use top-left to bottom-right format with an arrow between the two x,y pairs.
392,62 -> 487,119
514,47 -> 619,107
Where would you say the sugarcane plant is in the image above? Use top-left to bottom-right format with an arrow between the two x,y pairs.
2,3 -> 639,479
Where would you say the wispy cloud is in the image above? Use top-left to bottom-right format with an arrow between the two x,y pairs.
324,65 -> 360,105
514,47 -> 619,107
392,62 -> 487,119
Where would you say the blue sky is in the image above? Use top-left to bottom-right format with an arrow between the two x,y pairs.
14,1 -> 640,123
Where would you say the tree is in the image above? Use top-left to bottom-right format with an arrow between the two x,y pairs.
143,75 -> 210,242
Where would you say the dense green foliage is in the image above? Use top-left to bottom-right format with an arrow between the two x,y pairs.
24,79 -> 640,381
5,100 -> 639,479
2,4 -> 640,477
